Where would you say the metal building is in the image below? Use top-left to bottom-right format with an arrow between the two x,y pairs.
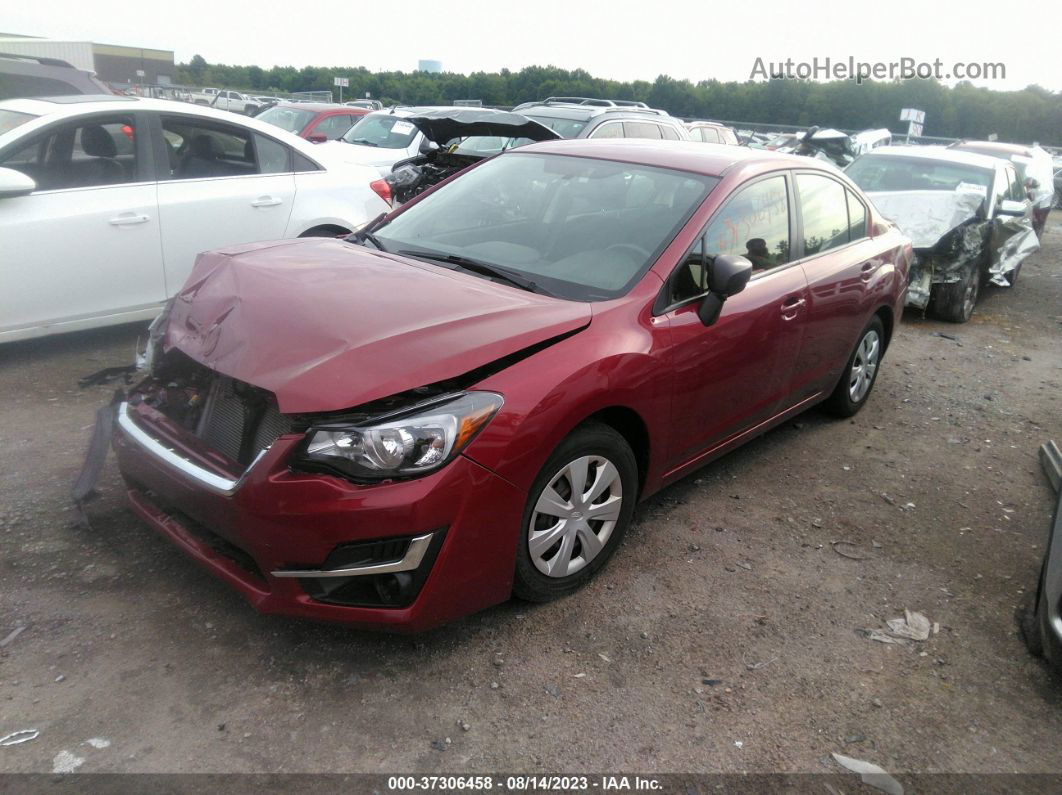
0,33 -> 175,86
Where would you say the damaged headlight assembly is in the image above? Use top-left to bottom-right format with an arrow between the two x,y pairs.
295,392 -> 503,481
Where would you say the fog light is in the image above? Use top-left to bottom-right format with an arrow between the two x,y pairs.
374,572 -> 414,606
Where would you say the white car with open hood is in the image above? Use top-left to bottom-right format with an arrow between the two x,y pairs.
0,95 -> 389,343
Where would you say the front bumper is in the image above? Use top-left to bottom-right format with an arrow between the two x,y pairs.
113,402 -> 524,631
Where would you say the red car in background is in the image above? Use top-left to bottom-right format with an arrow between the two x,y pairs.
255,102 -> 368,142
109,140 -> 911,631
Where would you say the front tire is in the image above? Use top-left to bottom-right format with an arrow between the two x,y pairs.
823,316 -> 885,418
513,423 -> 637,602
931,263 -> 980,323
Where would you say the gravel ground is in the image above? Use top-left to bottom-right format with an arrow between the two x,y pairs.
1,221 -> 1061,777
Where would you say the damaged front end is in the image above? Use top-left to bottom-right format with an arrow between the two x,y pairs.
907,220 -> 988,309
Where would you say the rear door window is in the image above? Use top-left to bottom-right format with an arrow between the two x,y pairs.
846,189 -> 867,240
623,121 -> 662,140
797,174 -> 850,256
660,125 -> 680,141
312,114 -> 355,140
162,116 -> 281,179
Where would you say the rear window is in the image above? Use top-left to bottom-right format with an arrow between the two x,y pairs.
341,114 -> 419,149
256,105 -> 316,134
846,155 -> 993,194
0,109 -> 37,135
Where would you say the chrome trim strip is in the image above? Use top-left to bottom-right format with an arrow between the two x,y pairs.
271,533 -> 434,579
116,402 -> 264,495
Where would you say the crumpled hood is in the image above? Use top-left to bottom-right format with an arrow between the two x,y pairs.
165,239 -> 592,414
866,189 -> 986,249
406,110 -> 561,145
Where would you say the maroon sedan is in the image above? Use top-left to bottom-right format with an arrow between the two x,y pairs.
111,139 -> 911,631
255,102 -> 367,142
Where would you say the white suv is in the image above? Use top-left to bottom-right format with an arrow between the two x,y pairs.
0,96 -> 389,342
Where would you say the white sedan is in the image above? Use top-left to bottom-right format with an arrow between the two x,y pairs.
0,96 -> 390,343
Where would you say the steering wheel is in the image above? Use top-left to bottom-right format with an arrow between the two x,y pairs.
604,243 -> 651,262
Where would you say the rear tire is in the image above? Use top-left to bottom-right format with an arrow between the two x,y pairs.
513,423 -> 637,602
931,264 -> 980,323
823,317 -> 885,418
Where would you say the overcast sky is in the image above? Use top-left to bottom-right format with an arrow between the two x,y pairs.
6,0 -> 1061,92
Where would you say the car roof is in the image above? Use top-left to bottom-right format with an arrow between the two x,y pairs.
858,145 -> 1001,171
686,121 -> 730,129
362,105 -> 469,119
515,138 -> 822,177
952,140 -> 1034,157
0,95 -> 324,156
267,102 -> 356,113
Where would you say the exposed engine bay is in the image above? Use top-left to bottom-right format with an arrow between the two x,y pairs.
385,108 -> 560,205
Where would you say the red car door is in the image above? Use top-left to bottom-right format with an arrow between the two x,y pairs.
790,172 -> 882,400
659,173 -> 810,473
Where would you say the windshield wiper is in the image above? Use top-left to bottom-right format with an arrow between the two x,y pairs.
346,213 -> 388,251
345,138 -> 379,147
398,249 -> 551,296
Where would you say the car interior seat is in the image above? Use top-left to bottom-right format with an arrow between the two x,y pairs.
180,134 -> 224,178
77,125 -> 126,186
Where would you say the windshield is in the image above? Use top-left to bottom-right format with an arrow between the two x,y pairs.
256,105 -> 316,134
846,155 -> 993,193
0,109 -> 38,136
374,152 -> 717,301
451,135 -> 535,157
523,115 -> 588,139
341,114 -> 419,149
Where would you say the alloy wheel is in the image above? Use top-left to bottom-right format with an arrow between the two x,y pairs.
848,329 -> 880,403
528,455 -> 624,578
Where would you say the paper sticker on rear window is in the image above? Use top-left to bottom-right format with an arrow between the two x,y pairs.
956,182 -> 987,195
391,121 -> 414,134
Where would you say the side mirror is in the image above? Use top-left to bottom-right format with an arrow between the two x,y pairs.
997,199 -> 1027,217
306,133 -> 327,143
0,167 -> 36,198
697,254 -> 753,326
418,137 -> 440,155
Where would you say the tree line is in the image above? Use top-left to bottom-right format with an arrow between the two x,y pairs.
177,57 -> 1062,145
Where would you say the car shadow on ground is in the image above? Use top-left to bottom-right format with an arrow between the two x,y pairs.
0,321 -> 149,372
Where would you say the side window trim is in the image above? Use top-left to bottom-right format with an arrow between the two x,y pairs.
654,170 -> 794,314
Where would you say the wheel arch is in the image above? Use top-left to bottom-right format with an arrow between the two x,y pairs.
298,223 -> 351,238
874,304 -> 895,350
579,406 -> 651,498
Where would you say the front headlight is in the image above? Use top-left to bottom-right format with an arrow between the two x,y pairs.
297,391 -> 503,481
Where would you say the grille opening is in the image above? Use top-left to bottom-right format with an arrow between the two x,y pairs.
131,350 -> 292,466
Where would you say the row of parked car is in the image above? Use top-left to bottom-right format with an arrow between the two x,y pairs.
0,90 -> 1052,343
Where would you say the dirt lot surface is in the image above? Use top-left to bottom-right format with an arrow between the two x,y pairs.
1,223 -> 1061,778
